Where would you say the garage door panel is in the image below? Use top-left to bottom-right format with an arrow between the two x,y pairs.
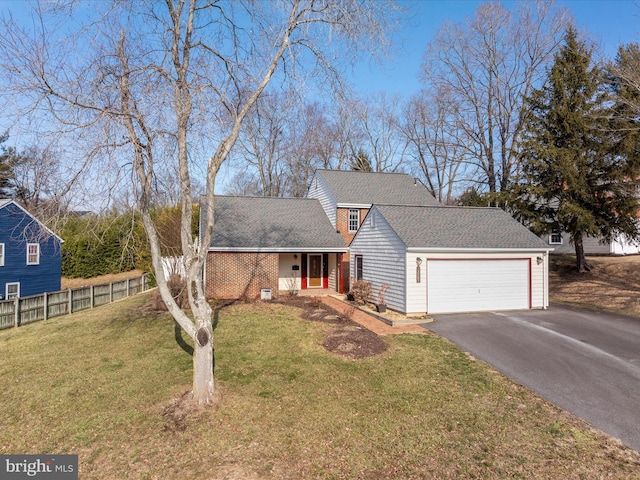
428,259 -> 529,314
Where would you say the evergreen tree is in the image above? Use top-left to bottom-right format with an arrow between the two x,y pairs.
606,43 -> 640,166
517,28 -> 640,272
349,148 -> 373,172
0,132 -> 24,198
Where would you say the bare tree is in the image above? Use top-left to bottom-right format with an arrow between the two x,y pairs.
234,90 -> 295,197
231,93 -> 347,198
421,0 -> 569,202
402,87 -> 467,204
0,0 -> 400,405
340,93 -> 405,172
285,101 -> 337,196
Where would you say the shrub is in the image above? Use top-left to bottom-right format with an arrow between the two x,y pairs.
350,280 -> 371,305
149,274 -> 187,311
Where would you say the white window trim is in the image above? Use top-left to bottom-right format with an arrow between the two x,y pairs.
6,282 -> 19,299
0,243 -> 4,266
348,209 -> 360,233
27,243 -> 40,265
354,255 -> 363,281
549,232 -> 563,245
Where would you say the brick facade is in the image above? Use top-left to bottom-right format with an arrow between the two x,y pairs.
336,207 -> 369,246
206,252 -> 279,300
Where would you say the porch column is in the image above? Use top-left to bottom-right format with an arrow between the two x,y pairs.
301,253 -> 308,290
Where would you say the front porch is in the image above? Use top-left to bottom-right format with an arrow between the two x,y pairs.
278,252 -> 348,295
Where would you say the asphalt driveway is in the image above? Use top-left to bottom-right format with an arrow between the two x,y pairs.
424,304 -> 640,452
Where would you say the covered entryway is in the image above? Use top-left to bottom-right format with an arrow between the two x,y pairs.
427,259 -> 530,314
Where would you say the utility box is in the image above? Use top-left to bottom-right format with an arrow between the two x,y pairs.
260,288 -> 272,301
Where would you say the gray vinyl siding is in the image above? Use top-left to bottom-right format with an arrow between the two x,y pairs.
306,174 -> 337,228
349,210 -> 407,313
547,233 -> 611,255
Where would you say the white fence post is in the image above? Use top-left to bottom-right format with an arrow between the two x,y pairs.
13,297 -> 19,327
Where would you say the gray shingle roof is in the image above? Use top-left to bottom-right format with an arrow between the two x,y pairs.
313,169 -> 440,206
374,204 -> 549,250
208,196 -> 346,251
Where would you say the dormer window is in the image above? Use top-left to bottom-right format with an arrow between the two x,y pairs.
348,209 -> 359,232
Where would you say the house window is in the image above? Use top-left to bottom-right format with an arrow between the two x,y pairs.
27,243 -> 40,265
6,282 -> 19,299
348,209 -> 360,233
355,255 -> 363,281
0,243 -> 4,266
549,231 -> 563,245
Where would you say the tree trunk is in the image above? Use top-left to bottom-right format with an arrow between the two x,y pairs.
192,321 -> 215,405
574,237 -> 593,273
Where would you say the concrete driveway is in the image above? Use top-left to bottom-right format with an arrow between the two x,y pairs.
424,304 -> 640,452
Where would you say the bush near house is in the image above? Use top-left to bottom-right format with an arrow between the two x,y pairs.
349,279 -> 372,305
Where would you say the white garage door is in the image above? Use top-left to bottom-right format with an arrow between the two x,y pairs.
427,259 -> 530,314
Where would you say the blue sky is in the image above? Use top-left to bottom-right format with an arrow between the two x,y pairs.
349,0 -> 640,98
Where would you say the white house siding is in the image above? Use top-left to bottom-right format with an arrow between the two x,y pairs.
405,252 -> 428,314
278,254 -> 302,292
306,174 -> 337,228
349,211 -> 407,312
610,238 -> 640,255
328,254 -> 337,290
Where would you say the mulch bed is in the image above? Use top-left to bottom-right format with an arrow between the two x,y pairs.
276,295 -> 389,359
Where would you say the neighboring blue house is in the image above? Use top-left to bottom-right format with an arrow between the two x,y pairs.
0,199 -> 63,299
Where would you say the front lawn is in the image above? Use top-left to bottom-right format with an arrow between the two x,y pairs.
0,293 -> 638,479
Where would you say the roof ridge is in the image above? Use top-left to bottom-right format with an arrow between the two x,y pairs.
317,169 -> 411,176
375,203 -> 501,210
216,194 -> 315,201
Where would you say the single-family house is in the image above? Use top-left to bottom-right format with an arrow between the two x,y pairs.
203,170 -> 551,314
0,199 -> 63,299
349,204 -> 551,315
544,231 -> 640,255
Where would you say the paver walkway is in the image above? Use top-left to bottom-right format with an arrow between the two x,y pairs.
321,296 -> 426,336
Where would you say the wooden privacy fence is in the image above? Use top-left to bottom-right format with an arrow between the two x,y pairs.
0,274 -> 152,330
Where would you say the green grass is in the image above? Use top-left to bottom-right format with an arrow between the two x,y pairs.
0,294 -> 638,479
